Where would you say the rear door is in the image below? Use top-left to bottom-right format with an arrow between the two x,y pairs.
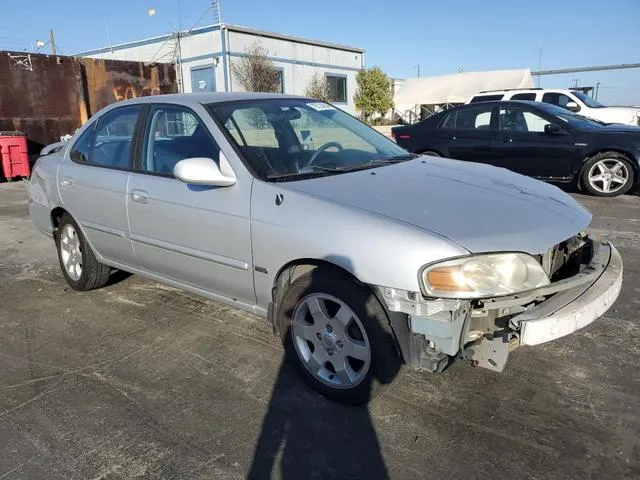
435,104 -> 495,162
490,105 -> 579,179
59,105 -> 142,266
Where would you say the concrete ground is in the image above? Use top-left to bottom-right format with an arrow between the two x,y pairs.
0,180 -> 638,480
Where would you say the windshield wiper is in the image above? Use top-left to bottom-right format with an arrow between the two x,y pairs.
368,153 -> 420,165
267,153 -> 420,180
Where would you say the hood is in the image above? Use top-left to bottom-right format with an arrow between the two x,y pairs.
590,106 -> 639,125
280,158 -> 592,254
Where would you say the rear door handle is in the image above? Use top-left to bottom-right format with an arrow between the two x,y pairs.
503,136 -> 513,143
131,189 -> 149,204
60,178 -> 73,187
449,135 -> 457,141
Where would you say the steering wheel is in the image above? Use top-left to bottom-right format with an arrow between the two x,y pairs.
307,142 -> 344,166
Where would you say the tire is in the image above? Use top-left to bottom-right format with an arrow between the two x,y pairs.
419,150 -> 441,157
55,213 -> 111,290
277,266 -> 401,405
581,152 -> 635,197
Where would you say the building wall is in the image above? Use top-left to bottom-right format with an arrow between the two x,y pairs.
80,25 -> 363,115
0,51 -> 177,155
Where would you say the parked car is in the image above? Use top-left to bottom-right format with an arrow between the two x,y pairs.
392,100 -> 640,197
466,88 -> 640,126
28,93 -> 622,404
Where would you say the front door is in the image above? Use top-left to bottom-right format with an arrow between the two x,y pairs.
127,103 -> 254,304
191,65 -> 215,93
437,104 -> 494,163
59,105 -> 142,265
491,105 -> 578,180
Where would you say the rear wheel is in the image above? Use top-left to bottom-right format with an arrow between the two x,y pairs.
581,152 -> 634,197
277,267 -> 401,405
55,213 -> 111,290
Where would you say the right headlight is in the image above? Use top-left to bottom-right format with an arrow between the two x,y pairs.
421,253 -> 550,299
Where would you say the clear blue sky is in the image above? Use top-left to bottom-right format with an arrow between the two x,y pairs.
1,0 -> 639,105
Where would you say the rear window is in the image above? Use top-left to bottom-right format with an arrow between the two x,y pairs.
469,94 -> 504,103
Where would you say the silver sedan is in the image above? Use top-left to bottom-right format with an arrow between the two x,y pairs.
28,93 -> 622,404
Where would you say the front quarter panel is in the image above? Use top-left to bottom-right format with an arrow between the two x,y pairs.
28,154 -> 64,236
250,180 -> 468,310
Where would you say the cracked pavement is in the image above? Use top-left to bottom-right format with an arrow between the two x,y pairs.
0,181 -> 639,479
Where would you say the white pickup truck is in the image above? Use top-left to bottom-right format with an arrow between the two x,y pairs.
466,88 -> 640,126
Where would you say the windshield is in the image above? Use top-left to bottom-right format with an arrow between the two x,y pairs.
541,103 -> 606,128
572,91 -> 605,108
208,99 -> 412,181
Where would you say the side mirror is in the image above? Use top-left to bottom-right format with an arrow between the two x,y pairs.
544,123 -> 563,135
173,152 -> 236,186
565,101 -> 580,112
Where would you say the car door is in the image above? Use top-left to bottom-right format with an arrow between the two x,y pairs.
435,104 -> 494,162
490,105 -> 579,179
127,103 -> 255,304
59,104 -> 142,266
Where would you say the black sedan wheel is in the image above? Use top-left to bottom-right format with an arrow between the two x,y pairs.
581,152 -> 634,197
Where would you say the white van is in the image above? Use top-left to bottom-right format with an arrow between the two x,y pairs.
465,88 -> 640,126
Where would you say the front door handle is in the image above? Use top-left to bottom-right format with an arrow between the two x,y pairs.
449,135 -> 457,141
131,189 -> 149,204
503,136 -> 513,143
60,178 -> 74,187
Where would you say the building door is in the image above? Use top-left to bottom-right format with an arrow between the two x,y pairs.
190,65 -> 215,93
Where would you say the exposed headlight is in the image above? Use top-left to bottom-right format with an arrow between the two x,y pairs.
421,253 -> 550,299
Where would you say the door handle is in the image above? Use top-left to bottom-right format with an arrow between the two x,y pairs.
450,135 -> 457,141
60,178 -> 73,187
131,190 -> 149,204
503,136 -> 513,143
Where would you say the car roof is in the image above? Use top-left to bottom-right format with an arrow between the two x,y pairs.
113,91 -> 308,107
448,100 -> 561,113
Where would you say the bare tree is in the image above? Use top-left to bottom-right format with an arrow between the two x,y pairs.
231,42 -> 281,93
305,72 -> 330,102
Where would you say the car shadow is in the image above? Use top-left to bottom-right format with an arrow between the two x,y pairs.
105,269 -> 132,287
248,261 -> 400,479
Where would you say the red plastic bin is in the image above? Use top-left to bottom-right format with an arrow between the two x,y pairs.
0,131 -> 30,180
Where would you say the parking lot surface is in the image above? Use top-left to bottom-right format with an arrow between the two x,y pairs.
0,181 -> 638,479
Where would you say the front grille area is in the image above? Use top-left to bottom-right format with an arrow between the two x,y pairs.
540,234 -> 592,281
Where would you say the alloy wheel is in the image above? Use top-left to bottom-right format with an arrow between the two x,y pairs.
59,224 -> 83,281
292,293 -> 371,389
588,159 -> 629,194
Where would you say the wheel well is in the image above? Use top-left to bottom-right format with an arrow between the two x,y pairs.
269,259 -> 364,333
418,149 -> 441,156
581,149 -> 638,179
50,207 -> 68,231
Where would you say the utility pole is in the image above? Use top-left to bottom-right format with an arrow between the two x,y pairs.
537,39 -> 543,87
416,64 -> 420,78
595,82 -> 601,100
49,29 -> 56,55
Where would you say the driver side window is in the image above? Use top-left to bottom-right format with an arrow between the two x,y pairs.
499,107 -> 550,133
140,105 -> 219,176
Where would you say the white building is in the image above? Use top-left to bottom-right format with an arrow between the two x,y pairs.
79,24 -> 364,114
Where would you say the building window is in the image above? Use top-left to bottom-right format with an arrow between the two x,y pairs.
326,74 -> 347,103
275,69 -> 284,93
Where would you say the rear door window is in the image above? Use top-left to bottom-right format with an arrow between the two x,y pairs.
441,105 -> 493,130
89,105 -> 142,169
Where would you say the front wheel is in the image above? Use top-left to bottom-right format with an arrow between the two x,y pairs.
581,152 -> 635,197
277,266 -> 401,405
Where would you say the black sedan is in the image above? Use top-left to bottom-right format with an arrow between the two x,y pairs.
392,101 -> 640,197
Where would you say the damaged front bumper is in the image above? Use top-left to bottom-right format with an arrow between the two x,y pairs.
378,239 -> 623,373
